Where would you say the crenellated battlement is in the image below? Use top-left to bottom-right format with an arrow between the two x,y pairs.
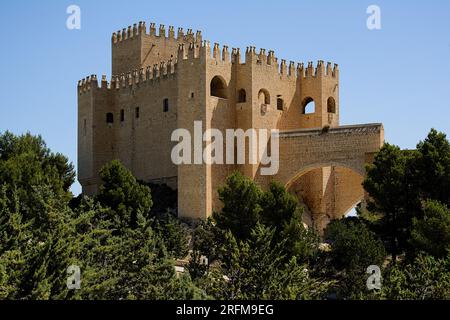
80,56 -> 338,97
110,22 -> 337,83
297,60 -> 339,79
77,75 -> 99,93
197,43 -> 339,80
240,46 -> 339,80
78,58 -> 178,95
111,21 -> 202,44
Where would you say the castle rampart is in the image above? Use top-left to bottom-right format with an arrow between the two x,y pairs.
78,21 -> 383,230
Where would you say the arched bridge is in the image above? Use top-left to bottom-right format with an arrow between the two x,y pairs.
258,123 -> 384,232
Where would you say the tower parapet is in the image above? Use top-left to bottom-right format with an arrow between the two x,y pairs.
112,21 -> 202,75
112,21 -> 202,44
298,61 -> 339,79
78,57 -> 178,96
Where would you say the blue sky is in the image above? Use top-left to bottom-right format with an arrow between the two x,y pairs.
0,0 -> 449,195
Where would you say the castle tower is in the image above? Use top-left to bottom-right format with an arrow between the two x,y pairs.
78,75 -> 116,195
298,61 -> 340,128
112,22 -> 202,75
176,41 -> 211,219
78,22 -> 383,233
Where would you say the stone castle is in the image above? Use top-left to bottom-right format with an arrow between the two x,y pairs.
78,21 -> 384,232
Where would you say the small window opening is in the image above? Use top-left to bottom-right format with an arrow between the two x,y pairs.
327,97 -> 336,113
277,97 -> 284,110
302,97 -> 315,114
106,113 -> 114,124
163,98 -> 169,112
135,107 -> 140,119
238,89 -> 246,103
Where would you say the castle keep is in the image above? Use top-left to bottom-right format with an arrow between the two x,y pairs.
78,22 -> 384,232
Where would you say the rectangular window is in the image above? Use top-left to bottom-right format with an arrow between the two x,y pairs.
106,113 -> 114,124
163,99 -> 169,112
83,119 -> 87,136
135,107 -> 140,119
120,109 -> 125,122
277,98 -> 284,111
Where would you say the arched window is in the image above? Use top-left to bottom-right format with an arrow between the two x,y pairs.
163,98 -> 169,112
258,89 -> 270,105
277,96 -> 284,110
327,97 -> 336,113
210,76 -> 227,99
238,89 -> 246,103
302,97 -> 315,114
106,112 -> 114,124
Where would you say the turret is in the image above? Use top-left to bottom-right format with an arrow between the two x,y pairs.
299,60 -> 340,128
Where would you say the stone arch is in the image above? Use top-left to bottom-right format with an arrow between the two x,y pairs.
285,163 -> 365,233
342,198 -> 364,217
302,97 -> 315,114
284,161 -> 365,190
258,89 -> 270,105
327,97 -> 336,113
210,76 -> 228,99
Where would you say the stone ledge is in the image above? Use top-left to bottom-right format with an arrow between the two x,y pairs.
278,123 -> 383,138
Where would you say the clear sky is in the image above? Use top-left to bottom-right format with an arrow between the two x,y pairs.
0,0 -> 449,195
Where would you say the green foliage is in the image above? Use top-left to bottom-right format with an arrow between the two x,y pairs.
381,254 -> 450,300
97,159 -> 152,229
0,134 -> 198,300
415,129 -> 450,206
410,200 -> 450,259
2,129 -> 449,300
325,218 -> 386,270
70,205 -> 187,300
188,218 -> 227,281
363,143 -> 416,260
323,218 -> 386,299
0,185 -> 75,299
363,129 -> 450,260
0,132 -> 75,299
260,182 -> 299,229
260,182 -> 320,262
214,172 -> 262,240
195,172 -> 324,299
213,173 -> 319,263
281,210 -> 320,263
0,131 -> 75,211
152,212 -> 189,259
198,224 -> 330,300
